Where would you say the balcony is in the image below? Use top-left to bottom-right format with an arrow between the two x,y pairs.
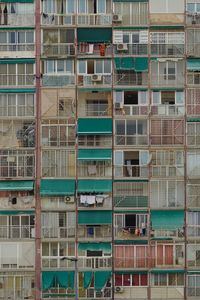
42,74 -> 75,87
41,226 -> 75,239
78,195 -> 112,209
78,256 -> 112,269
114,43 -> 148,56
151,74 -> 184,87
0,44 -> 35,57
78,136 -> 112,147
186,13 -> 200,25
0,75 -> 34,87
115,135 -> 148,146
187,226 -> 200,238
78,75 -> 112,87
78,225 -> 112,241
187,72 -> 200,85
151,44 -> 184,56
0,225 -> 34,239
151,105 -> 184,116
187,43 -> 200,57
77,14 -> 112,26
114,196 -> 148,208
114,73 -> 148,86
114,255 -> 148,269
41,13 -> 76,26
80,103 -> 111,117
114,226 -> 148,240
42,44 -> 75,57
42,256 -> 76,269
151,227 -> 185,239
78,43 -> 112,57
114,165 -> 148,178
151,165 -> 184,177
0,13 -> 34,27
78,162 -> 112,178
115,105 -> 148,116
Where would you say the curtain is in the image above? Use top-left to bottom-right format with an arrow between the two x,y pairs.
83,271 -> 93,289
124,246 -> 134,268
42,272 -> 55,290
165,245 -> 173,265
114,245 -> 124,268
94,271 -> 111,291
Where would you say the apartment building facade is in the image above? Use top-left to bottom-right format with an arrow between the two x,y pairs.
0,0 -> 200,299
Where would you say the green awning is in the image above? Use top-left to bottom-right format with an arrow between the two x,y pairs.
78,118 -> 112,135
94,271 -> 112,291
40,179 -> 75,196
0,89 -> 35,93
114,57 -> 148,72
77,28 -> 112,43
42,271 -> 74,290
78,211 -> 112,224
114,240 -> 148,245
83,272 -> 93,289
115,271 -> 148,274
0,59 -> 35,64
0,210 -> 34,215
78,149 -> 112,161
151,210 -> 184,230
78,180 -> 112,192
78,242 -> 111,252
187,118 -> 200,122
150,269 -> 185,274
0,0 -> 33,2
0,180 -> 33,191
187,59 -> 200,71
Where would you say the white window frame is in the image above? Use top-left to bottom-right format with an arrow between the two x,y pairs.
45,60 -> 74,74
114,90 -> 148,105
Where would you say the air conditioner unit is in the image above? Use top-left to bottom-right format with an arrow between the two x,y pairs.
115,287 -> 124,293
117,43 -> 128,51
114,102 -> 123,109
91,74 -> 102,82
113,14 -> 122,22
64,196 -> 74,203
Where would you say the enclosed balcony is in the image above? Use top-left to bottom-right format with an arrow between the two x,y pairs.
187,273 -> 200,298
151,150 -> 184,178
41,211 -> 76,239
114,151 -> 149,178
150,59 -> 184,87
113,57 -> 148,87
187,59 -> 200,85
186,2 -> 200,25
114,213 -> 148,239
150,31 -> 185,57
150,210 -> 185,239
78,194 -> 112,210
42,29 -> 75,57
0,30 -> 35,58
113,181 -> 148,209
0,2 -> 35,27
187,243 -> 200,268
0,149 -> 35,178
114,90 -> 148,117
187,211 -> 200,238
187,29 -> 200,57
187,150 -> 200,178
187,88 -> 200,117
187,120 -> 200,147
187,180 -> 200,209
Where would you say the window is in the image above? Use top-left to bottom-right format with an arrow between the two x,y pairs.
164,62 -> 176,80
114,273 -> 148,287
0,63 -> 34,86
78,60 -> 111,75
188,275 -> 200,296
0,94 -> 34,117
150,0 -> 184,13
45,60 -> 74,74
187,3 -> 200,13
152,273 -> 184,286
114,90 -> 148,105
58,97 -> 74,117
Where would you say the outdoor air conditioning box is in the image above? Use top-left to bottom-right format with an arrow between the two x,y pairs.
113,14 -> 122,22
117,43 -> 128,51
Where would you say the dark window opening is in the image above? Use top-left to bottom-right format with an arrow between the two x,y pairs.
87,250 -> 102,257
124,91 -> 138,105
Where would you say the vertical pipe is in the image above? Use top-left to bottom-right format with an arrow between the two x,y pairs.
35,0 -> 41,298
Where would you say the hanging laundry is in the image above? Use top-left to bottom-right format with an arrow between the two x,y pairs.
86,195 -> 96,205
88,165 -> 97,175
88,44 -> 94,54
99,44 -> 106,56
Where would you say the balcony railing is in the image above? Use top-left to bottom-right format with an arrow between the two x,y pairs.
78,197 -> 112,209
186,13 -> 200,25
78,256 -> 112,269
77,14 -> 112,26
83,103 -> 111,117
151,44 -> 184,56
114,165 -> 148,178
115,135 -> 148,146
114,226 -> 148,239
114,256 -> 148,268
78,225 -> 112,240
41,226 -> 75,238
151,227 -> 185,239
0,75 -> 34,87
114,73 -> 148,86
187,73 -> 200,85
151,74 -> 184,87
42,44 -> 75,57
0,225 -> 34,239
0,288 -> 34,299
42,256 -> 76,269
78,136 -> 112,147
187,44 -> 200,57
151,166 -> 184,177
42,75 -> 75,86
114,196 -> 148,208
114,44 -> 148,56
151,105 -> 184,116
78,164 -> 112,177
115,105 -> 148,116
0,14 -> 34,26
187,226 -> 200,237
78,44 -> 112,56
150,135 -> 184,146
0,44 -> 34,52
78,75 -> 112,87
41,13 -> 76,26
150,256 -> 184,268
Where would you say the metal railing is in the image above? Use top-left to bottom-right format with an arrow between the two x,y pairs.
78,164 -> 112,177
151,165 -> 184,177
78,75 -> 112,87
114,195 -> 148,208
187,72 -> 200,85
78,256 -> 112,269
41,226 -> 75,238
0,14 -> 34,26
114,256 -> 148,268
78,197 -> 112,209
77,14 -> 112,26
42,256 -> 76,269
151,74 -> 184,87
78,44 -> 112,56
114,73 -> 148,86
151,105 -> 184,116
0,225 -> 34,239
0,44 -> 34,52
78,226 -> 112,240
114,226 -> 148,239
151,227 -> 185,239
187,226 -> 200,237
84,103 -> 111,117
114,165 -> 148,178
78,136 -> 112,147
42,75 -> 75,86
115,105 -> 148,116
114,44 -> 148,56
115,135 -> 148,146
0,75 -> 34,87
42,44 -> 75,56
150,44 -> 184,56
41,13 -> 75,26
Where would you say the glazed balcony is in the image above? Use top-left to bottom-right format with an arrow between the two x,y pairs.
114,165 -> 148,178
0,75 -> 34,87
42,43 -> 75,57
0,225 -> 35,239
151,44 -> 184,56
114,44 -> 148,56
114,72 -> 148,86
0,13 -> 34,27
41,226 -> 75,239
78,225 -> 112,241
41,13 -> 75,26
151,105 -> 184,116
77,14 -> 112,26
78,74 -> 112,87
42,74 -> 75,87
78,256 -> 112,269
